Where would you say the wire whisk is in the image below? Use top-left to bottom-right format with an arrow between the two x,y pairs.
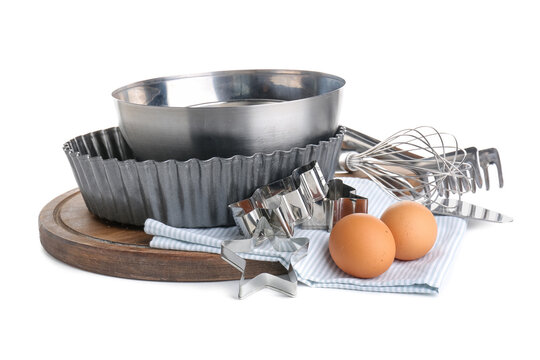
338,127 -> 473,204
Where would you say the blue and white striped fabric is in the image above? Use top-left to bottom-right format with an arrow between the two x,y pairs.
146,178 -> 467,294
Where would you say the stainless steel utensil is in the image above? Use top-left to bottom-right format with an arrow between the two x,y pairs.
479,148 -> 504,190
428,199 -> 513,223
221,230 -> 309,299
338,127 -> 473,203
338,127 -> 504,202
342,127 -> 503,191
229,161 -> 368,238
112,69 -> 345,161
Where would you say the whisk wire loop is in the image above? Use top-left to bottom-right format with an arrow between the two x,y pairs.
344,127 -> 473,204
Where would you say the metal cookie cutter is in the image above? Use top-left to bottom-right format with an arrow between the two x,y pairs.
301,178 -> 368,231
221,219 -> 309,299
229,161 -> 368,238
229,161 -> 328,238
223,161 -> 368,299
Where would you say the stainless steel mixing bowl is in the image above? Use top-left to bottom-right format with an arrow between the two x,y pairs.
112,69 -> 345,161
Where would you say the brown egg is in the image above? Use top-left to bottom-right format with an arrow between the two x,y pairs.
329,214 -> 396,278
380,201 -> 438,261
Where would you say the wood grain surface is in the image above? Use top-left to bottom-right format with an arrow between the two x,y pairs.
39,189 -> 287,281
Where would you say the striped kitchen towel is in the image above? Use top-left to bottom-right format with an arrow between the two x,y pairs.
146,178 -> 467,294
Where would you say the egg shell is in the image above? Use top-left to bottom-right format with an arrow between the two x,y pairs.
380,200 -> 438,261
329,214 -> 396,279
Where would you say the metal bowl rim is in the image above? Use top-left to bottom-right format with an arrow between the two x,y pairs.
111,69 -> 346,110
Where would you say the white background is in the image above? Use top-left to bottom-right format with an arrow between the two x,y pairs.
1,1 -> 538,359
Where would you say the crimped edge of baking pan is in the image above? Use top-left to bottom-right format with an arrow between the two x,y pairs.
64,126 -> 344,227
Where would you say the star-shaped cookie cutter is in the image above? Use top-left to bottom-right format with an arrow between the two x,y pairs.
220,219 -> 309,299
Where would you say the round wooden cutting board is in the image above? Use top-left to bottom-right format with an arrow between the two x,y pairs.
39,189 -> 286,281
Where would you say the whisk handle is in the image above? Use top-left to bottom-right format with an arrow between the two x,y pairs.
337,150 -> 357,172
342,127 -> 414,162
342,127 -> 380,152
